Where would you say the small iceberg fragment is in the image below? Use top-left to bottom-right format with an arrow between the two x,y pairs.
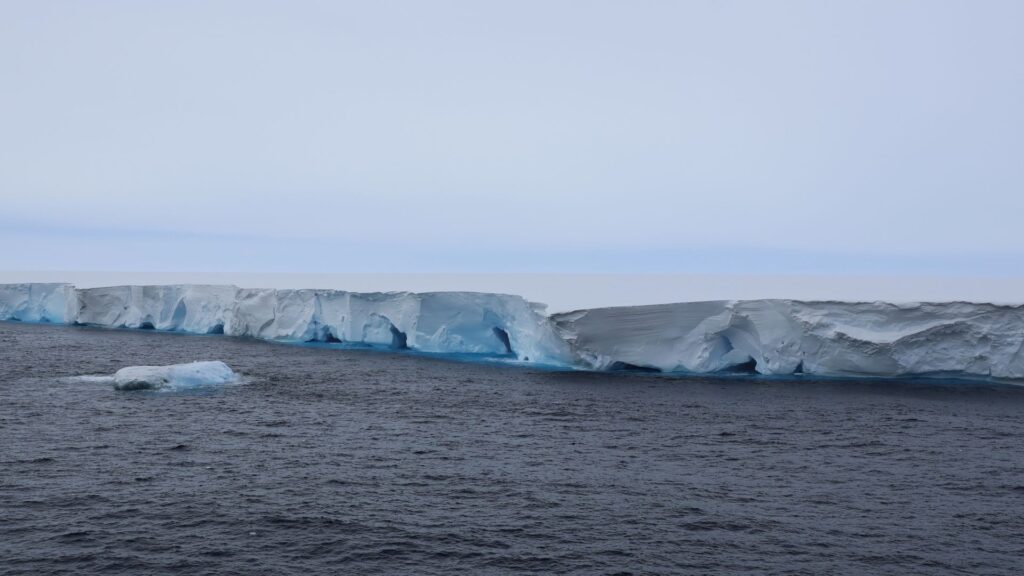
112,361 -> 239,391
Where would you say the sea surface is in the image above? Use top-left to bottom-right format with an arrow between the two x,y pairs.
1,322 -> 1023,575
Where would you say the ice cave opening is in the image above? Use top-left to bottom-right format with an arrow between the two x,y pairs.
608,361 -> 662,373
723,358 -> 759,374
492,327 -> 513,355
389,325 -> 408,349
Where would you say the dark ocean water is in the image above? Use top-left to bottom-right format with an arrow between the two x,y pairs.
1,322 -> 1023,575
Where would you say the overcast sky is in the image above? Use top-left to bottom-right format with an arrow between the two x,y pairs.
1,1 -> 1022,274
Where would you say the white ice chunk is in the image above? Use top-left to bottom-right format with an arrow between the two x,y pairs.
112,361 -> 239,391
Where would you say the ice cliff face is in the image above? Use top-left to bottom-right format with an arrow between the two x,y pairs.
14,284 -> 570,365
76,285 -> 238,334
552,300 -> 1024,380
2,284 -> 1023,381
0,283 -> 77,323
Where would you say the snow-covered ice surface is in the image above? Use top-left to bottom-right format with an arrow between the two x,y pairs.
69,361 -> 239,391
3,283 -> 1024,382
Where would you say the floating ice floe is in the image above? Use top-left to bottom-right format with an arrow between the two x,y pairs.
111,361 -> 239,391
64,360 -> 239,390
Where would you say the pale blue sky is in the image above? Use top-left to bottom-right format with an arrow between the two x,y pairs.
2,1 -> 1022,273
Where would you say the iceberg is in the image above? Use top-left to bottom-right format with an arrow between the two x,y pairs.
11,283 -> 571,365
2,283 -> 1023,382
552,300 -> 1024,380
75,284 -> 237,334
111,361 -> 239,391
66,361 -> 240,390
0,283 -> 77,323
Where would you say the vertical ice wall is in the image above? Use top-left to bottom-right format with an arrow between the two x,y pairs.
0,283 -> 77,323
75,285 -> 237,333
0,284 -> 570,365
552,300 -> 1024,380
2,284 -> 1023,380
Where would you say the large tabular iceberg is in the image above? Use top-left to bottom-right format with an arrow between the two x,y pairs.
0,283 -> 77,323
2,283 -> 1023,382
15,283 -> 571,365
552,300 -> 1024,380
